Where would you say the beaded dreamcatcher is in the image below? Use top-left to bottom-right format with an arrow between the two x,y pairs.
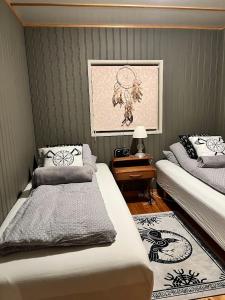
112,66 -> 143,126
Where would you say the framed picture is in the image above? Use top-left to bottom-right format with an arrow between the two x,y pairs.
88,60 -> 163,137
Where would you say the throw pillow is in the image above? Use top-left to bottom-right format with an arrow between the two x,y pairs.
188,136 -> 225,157
39,145 -> 83,167
179,134 -> 208,159
163,150 -> 180,166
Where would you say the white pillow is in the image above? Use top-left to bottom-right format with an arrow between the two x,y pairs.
188,136 -> 225,157
39,145 -> 83,167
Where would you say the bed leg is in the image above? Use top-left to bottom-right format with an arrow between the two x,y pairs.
163,190 -> 168,200
156,183 -> 164,197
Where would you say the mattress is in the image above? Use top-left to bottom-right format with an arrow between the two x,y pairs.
0,163 -> 153,300
156,160 -> 225,250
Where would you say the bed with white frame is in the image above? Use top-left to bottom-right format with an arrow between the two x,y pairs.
156,159 -> 225,251
0,163 -> 153,300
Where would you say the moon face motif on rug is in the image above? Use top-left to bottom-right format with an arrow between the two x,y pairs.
140,228 -> 192,264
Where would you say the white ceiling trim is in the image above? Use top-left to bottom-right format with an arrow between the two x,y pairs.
6,0 -> 225,29
9,0 -> 225,7
10,2 -> 225,12
23,23 -> 225,30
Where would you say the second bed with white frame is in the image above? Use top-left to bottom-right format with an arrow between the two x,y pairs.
156,159 -> 225,251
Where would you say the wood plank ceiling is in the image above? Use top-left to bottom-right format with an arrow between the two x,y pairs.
4,0 -> 225,29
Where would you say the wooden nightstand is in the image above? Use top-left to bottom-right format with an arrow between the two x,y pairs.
112,155 -> 156,203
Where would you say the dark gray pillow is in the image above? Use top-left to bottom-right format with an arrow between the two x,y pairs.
163,150 -> 180,166
32,165 -> 93,188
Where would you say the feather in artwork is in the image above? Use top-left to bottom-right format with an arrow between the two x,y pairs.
112,66 -> 143,126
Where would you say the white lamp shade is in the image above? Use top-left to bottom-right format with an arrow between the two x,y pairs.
133,126 -> 147,138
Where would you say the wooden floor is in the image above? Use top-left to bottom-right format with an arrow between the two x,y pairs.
126,190 -> 225,300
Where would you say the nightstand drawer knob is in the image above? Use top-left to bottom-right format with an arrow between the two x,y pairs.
129,174 -> 142,178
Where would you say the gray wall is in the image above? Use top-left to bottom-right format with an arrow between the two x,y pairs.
217,30 -> 225,137
25,28 -> 221,164
0,1 -> 35,224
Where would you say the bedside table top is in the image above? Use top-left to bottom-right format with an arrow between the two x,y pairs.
112,154 -> 152,163
113,165 -> 156,174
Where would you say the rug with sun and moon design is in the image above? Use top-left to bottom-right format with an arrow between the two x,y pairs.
133,212 -> 225,300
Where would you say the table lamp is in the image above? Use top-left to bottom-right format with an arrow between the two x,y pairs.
133,126 -> 147,158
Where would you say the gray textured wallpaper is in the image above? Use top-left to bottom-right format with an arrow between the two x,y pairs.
0,1 -> 35,224
25,28 -> 222,164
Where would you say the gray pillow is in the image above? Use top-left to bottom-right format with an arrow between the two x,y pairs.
83,144 -> 97,172
32,165 -> 93,188
163,150 -> 180,166
170,142 -> 198,171
91,155 -> 97,170
197,155 -> 225,168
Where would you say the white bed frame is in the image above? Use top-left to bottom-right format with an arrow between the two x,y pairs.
156,160 -> 225,251
0,163 -> 153,300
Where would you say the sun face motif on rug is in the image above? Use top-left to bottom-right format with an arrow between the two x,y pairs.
164,269 -> 207,288
135,216 -> 192,264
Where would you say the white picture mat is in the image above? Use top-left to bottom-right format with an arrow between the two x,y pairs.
88,60 -> 163,137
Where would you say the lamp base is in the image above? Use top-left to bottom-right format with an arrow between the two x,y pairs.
135,152 -> 146,158
135,138 -> 145,158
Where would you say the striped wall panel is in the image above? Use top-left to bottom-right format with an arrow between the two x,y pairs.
217,30 -> 225,137
25,28 -> 221,165
0,1 -> 35,224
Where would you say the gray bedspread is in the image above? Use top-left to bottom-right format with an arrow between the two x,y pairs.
0,176 -> 116,255
170,142 -> 225,194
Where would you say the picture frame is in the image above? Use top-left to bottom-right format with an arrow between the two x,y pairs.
88,60 -> 163,137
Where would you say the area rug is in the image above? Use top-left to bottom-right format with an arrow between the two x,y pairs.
133,212 -> 225,300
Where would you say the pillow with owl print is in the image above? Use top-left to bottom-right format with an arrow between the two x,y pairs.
188,136 -> 225,157
39,145 -> 83,167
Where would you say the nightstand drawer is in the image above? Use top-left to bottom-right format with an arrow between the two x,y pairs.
112,155 -> 156,202
114,169 -> 155,181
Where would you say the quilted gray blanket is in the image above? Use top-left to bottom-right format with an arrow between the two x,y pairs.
170,142 -> 225,194
0,176 -> 116,255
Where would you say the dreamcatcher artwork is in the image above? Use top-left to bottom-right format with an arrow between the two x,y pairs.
89,61 -> 161,135
112,66 -> 143,126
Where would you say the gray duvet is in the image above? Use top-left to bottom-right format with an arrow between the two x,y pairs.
170,142 -> 225,194
0,176 -> 116,255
